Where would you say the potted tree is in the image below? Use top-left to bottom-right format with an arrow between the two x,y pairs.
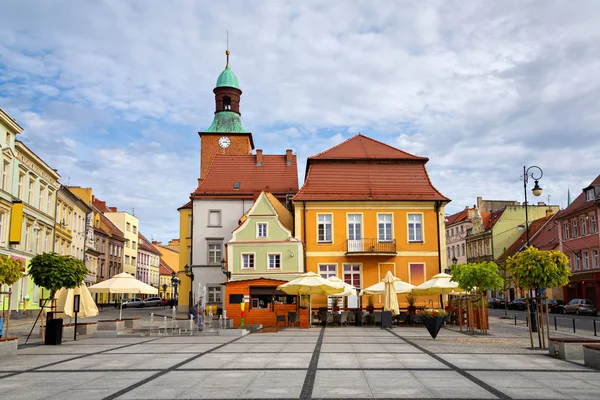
0,256 -> 24,341
28,253 -> 87,345
366,295 -> 375,314
421,308 -> 447,339
406,292 -> 417,323
331,296 -> 340,312
507,247 -> 570,349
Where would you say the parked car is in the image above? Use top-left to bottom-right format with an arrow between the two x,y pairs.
142,297 -> 163,307
563,299 -> 597,315
544,299 -> 565,314
121,298 -> 143,309
487,298 -> 506,309
508,298 -> 528,311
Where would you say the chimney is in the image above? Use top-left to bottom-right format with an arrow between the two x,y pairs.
537,202 -> 545,206
108,207 -> 117,212
286,149 -> 293,166
256,149 -> 263,166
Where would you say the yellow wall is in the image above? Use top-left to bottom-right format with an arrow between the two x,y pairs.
177,207 -> 192,307
294,200 -> 446,309
104,212 -> 138,275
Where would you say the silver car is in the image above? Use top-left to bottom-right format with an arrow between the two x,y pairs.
563,299 -> 597,316
142,297 -> 163,307
122,298 -> 143,308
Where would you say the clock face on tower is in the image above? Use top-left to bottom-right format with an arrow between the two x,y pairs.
218,136 -> 231,148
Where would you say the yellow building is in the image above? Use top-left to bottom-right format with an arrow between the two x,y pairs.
293,135 -> 450,310
55,186 -> 92,261
176,201 -> 192,309
102,206 -> 139,276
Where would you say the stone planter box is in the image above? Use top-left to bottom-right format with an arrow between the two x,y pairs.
63,322 -> 97,336
583,344 -> 600,370
97,320 -> 125,331
0,337 -> 18,358
120,318 -> 141,329
548,338 -> 600,360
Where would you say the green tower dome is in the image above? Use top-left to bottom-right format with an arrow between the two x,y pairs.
216,65 -> 240,89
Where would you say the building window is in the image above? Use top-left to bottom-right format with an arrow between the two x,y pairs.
586,188 -> 595,201
268,254 -> 281,269
257,223 -> 268,238
39,186 -> 45,212
377,214 -> 392,242
581,216 -> 587,236
407,214 -> 423,242
462,243 -> 465,256
28,179 -> 34,204
319,264 -> 336,279
564,223 -> 570,240
409,263 -> 426,285
1,161 -> 9,191
0,212 -> 4,244
207,243 -> 222,264
126,222 -> 131,232
208,286 -> 222,303
451,247 -> 455,258
347,214 -> 362,240
242,253 -> 255,269
343,264 -> 361,289
5,132 -> 9,144
133,225 -> 137,234
208,210 -> 221,227
575,255 -> 580,271
132,241 -> 136,250
317,214 -> 332,243
583,251 -> 590,270
591,214 -> 597,233
572,219 -> 578,237
18,173 -> 24,199
125,255 -> 130,264
593,250 -> 599,269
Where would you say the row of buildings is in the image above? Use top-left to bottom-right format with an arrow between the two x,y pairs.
0,109 -> 179,314
174,52 -> 451,326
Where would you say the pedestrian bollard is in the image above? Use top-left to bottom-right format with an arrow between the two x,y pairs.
514,315 -> 517,325
189,315 -> 193,335
150,313 -> 154,323
573,318 -> 576,333
594,320 -> 597,336
554,316 -> 557,331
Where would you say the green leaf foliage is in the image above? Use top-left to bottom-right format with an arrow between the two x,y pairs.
450,261 -> 504,293
507,246 -> 571,290
28,252 -> 87,293
0,255 -> 24,286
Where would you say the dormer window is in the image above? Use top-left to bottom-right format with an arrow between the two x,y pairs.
585,188 -> 595,202
223,96 -> 231,110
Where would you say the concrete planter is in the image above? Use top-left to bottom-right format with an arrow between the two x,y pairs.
120,318 -> 141,329
583,344 -> 600,370
77,322 -> 97,336
548,338 -> 600,360
0,337 -> 18,357
97,320 -> 125,331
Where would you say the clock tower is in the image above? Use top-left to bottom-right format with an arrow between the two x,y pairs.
198,50 -> 254,182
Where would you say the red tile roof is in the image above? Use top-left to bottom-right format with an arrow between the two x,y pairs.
556,175 -> 600,220
483,209 -> 505,230
138,232 -> 162,255
294,134 -> 448,202
192,154 -> 298,199
177,200 -> 192,211
498,213 -> 559,261
159,259 -> 175,275
446,208 -> 469,225
310,134 -> 427,161
92,205 -> 125,240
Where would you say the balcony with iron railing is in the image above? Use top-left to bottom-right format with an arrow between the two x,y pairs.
345,238 -> 396,255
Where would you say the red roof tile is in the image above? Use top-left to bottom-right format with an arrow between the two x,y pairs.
159,259 -> 175,275
557,175 -> 600,220
138,232 -> 162,255
192,154 -> 298,198
310,134 -> 427,161
92,205 -> 125,240
446,208 -> 469,225
483,209 -> 505,230
177,200 -> 192,210
498,213 -> 558,261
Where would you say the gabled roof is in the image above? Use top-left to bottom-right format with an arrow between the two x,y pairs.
159,259 -> 175,276
557,175 -> 600,220
238,191 -> 293,232
484,209 -> 505,231
92,205 -> 125,240
192,154 -> 298,199
138,232 -> 162,255
446,208 -> 469,225
310,134 -> 427,161
294,134 -> 448,202
177,200 -> 192,211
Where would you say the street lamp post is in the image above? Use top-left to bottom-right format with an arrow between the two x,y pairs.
184,264 -> 194,307
522,165 -> 543,333
170,272 -> 179,307
220,258 -> 231,279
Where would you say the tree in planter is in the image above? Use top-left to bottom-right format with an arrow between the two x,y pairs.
450,261 -> 504,335
0,255 -> 24,338
507,246 -> 570,349
28,253 -> 87,325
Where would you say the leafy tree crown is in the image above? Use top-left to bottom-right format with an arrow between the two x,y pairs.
450,261 -> 504,293
28,253 -> 87,293
0,255 -> 24,286
506,246 -> 571,290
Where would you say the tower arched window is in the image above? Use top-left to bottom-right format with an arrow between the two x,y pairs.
223,96 -> 231,110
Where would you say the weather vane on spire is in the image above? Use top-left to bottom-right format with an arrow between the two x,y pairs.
226,30 -> 230,67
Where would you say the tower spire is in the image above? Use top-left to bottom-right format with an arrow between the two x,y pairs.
226,31 -> 230,67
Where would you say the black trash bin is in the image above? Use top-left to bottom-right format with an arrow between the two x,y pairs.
45,318 -> 63,345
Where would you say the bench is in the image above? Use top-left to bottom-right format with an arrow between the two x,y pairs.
548,337 -> 600,360
583,344 -> 600,370
0,337 -> 18,358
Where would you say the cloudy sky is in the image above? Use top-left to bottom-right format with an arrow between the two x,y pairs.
1,1 -> 599,242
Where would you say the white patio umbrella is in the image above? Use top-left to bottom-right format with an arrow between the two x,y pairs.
362,275 -> 415,295
327,276 -> 357,297
88,272 -> 158,320
382,271 -> 400,316
411,272 -> 460,296
54,284 -> 99,318
277,272 -> 344,327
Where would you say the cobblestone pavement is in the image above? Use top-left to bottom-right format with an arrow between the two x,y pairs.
2,323 -> 600,399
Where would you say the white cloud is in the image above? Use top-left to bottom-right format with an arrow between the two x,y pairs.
1,0 -> 599,239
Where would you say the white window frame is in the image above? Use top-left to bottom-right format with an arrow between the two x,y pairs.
317,213 -> 333,243
18,173 -> 24,199
572,219 -> 578,237
377,213 -> 393,242
207,242 -> 222,264
28,179 -> 34,205
0,211 -> 4,245
1,160 -> 9,191
564,223 -> 570,240
207,286 -> 222,303
407,213 -> 423,242
318,263 -> 337,279
267,253 -> 281,270
241,253 -> 255,270
256,222 -> 268,239
586,189 -> 595,201
207,210 -> 222,227
343,263 -> 362,290
593,249 -> 599,269
581,216 -> 587,236
591,214 -> 597,233
347,213 -> 362,241
575,255 -> 581,271
583,251 -> 590,270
